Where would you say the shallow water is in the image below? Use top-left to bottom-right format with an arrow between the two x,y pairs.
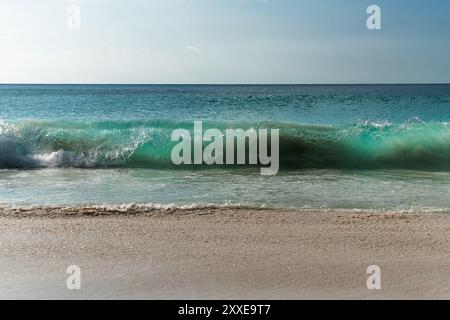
1,168 -> 450,211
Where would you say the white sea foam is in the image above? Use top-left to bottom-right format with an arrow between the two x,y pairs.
2,201 -> 450,216
31,151 -> 65,167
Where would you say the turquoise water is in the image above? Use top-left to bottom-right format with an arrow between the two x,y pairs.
1,84 -> 450,210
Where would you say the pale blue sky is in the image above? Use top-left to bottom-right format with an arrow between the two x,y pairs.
1,0 -> 450,83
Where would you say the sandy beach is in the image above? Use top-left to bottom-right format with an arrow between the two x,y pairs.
0,206 -> 450,300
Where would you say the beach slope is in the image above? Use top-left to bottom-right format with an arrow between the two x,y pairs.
0,207 -> 449,299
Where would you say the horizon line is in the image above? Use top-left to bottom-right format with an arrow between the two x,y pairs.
1,82 -> 450,86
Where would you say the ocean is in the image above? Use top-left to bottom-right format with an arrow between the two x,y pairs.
1,84 -> 450,211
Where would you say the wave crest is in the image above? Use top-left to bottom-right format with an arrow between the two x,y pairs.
2,119 -> 450,170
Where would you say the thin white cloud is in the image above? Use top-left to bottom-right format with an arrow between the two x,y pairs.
185,46 -> 200,53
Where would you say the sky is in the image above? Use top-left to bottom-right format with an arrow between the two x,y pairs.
0,0 -> 450,84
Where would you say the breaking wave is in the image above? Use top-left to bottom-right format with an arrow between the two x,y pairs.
2,118 -> 450,170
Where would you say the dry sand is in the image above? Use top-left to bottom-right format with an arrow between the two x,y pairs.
0,206 -> 450,299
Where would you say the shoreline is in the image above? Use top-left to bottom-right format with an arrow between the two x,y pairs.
1,207 -> 450,299
2,203 -> 449,217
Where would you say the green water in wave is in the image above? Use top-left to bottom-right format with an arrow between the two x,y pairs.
2,119 -> 450,170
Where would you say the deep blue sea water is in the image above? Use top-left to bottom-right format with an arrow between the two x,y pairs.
1,84 -> 450,210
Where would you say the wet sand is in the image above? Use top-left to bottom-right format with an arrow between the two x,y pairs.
1,206 -> 450,299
